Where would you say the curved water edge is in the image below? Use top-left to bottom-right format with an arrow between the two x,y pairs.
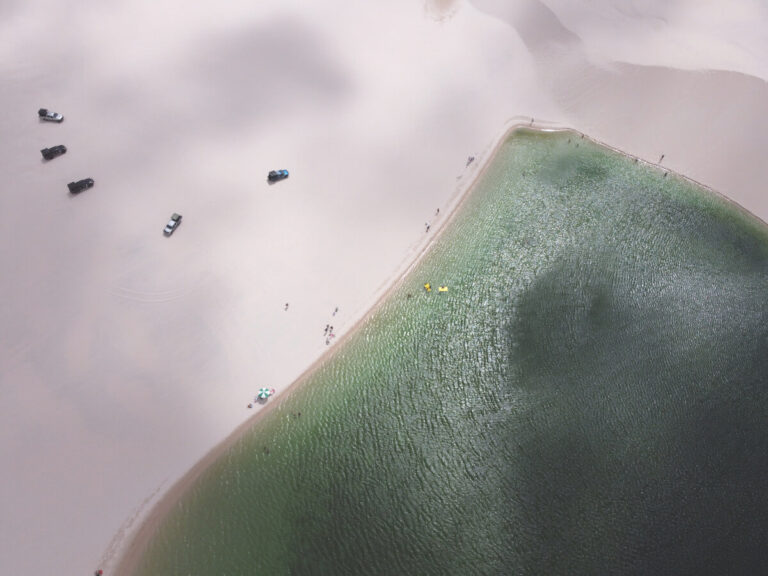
108,118 -> 543,576
109,131 -> 766,574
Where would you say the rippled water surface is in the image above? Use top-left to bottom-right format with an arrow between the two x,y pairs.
134,130 -> 768,575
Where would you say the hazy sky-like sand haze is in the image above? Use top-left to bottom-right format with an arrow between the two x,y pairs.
2,1 -> 768,574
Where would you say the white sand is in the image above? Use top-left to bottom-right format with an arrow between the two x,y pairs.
1,1 -> 767,574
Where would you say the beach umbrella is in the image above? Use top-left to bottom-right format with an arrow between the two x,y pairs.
257,387 -> 271,400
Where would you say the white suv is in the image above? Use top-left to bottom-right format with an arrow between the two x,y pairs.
38,108 -> 64,122
164,213 -> 182,235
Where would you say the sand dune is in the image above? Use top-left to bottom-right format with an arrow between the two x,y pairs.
2,1 -> 767,574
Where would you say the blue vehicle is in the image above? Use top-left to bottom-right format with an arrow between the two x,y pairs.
267,169 -> 289,183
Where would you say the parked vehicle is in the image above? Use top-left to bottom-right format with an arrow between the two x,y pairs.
164,213 -> 182,235
68,178 -> 94,193
41,145 -> 67,160
267,169 -> 289,182
38,108 -> 64,122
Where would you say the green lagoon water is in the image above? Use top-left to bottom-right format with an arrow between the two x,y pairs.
134,130 -> 768,575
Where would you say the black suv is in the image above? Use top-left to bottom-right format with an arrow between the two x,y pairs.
68,178 -> 94,194
41,145 -> 67,160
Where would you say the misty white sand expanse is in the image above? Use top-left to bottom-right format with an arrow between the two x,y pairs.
2,0 -> 768,573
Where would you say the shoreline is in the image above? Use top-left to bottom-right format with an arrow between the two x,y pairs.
110,117 -> 530,576
551,126 -> 768,230
109,120 -> 768,575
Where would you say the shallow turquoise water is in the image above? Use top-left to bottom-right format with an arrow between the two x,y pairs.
134,130 -> 768,575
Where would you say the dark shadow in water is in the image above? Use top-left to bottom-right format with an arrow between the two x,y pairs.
505,240 -> 768,574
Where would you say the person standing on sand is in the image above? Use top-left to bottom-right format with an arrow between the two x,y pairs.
284,302 -> 289,311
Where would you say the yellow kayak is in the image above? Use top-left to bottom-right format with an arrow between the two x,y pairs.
438,286 -> 448,292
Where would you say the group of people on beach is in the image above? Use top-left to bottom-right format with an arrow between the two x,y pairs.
323,306 -> 339,344
425,207 -> 441,234
325,322 -> 336,345
281,301 -> 341,345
